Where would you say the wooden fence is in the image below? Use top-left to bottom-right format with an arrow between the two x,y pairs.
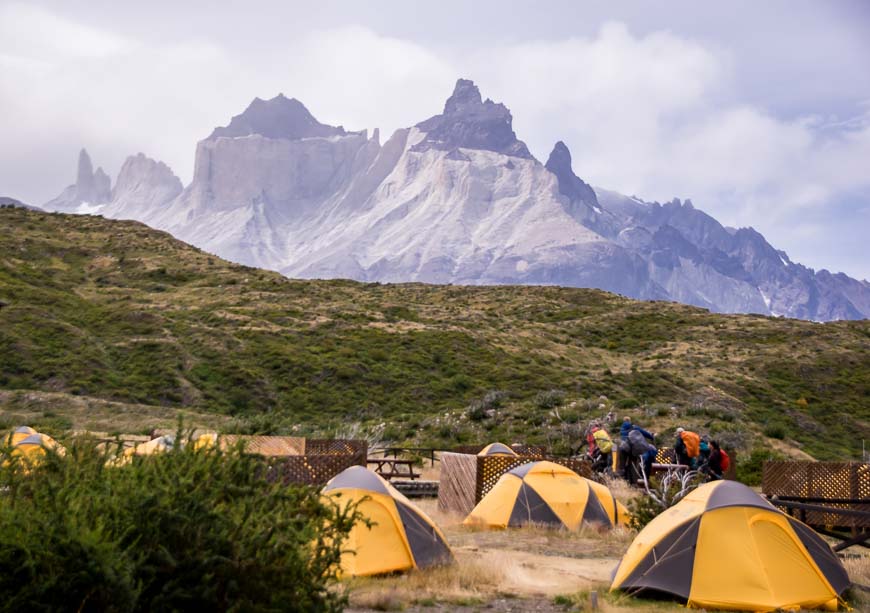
228,437 -> 368,486
438,452 -> 592,516
762,461 -> 870,529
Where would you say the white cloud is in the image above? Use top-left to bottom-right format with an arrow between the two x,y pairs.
0,6 -> 866,277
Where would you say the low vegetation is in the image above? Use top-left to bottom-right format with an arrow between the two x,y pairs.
0,433 -> 359,612
1,208 -> 868,459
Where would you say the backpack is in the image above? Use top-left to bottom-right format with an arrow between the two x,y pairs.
680,431 -> 701,458
593,428 -> 613,454
719,449 -> 731,472
628,429 -> 653,456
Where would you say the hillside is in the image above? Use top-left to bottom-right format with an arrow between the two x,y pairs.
0,207 -> 867,460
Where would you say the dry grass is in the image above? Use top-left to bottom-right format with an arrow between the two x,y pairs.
0,389 -> 228,435
348,557 -> 502,610
844,554 -> 870,610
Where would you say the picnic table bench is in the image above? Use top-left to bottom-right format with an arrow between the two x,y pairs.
367,457 -> 421,481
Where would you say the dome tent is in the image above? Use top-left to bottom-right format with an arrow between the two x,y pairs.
4,427 -> 64,463
611,480 -> 850,611
477,442 -> 518,457
464,460 -> 629,530
322,466 -> 453,576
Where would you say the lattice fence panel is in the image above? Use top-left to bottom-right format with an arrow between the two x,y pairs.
437,452 -> 478,516
476,456 -> 592,502
305,439 -> 367,457
655,447 -> 676,463
221,435 -> 305,456
266,453 -> 366,486
763,461 -> 870,501
763,461 -> 870,528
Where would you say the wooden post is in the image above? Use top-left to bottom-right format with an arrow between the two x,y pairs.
589,590 -> 598,610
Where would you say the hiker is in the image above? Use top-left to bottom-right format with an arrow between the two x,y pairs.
702,440 -> 725,481
674,427 -> 701,468
623,424 -> 656,483
620,416 -> 633,441
585,422 -> 613,473
699,435 -> 711,464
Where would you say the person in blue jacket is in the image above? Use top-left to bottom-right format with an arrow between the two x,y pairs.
623,422 -> 657,482
620,416 -> 633,440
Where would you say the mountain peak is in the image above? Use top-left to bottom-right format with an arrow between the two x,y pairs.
414,78 -> 532,159
208,95 -> 348,141
77,148 -> 94,187
545,140 -> 600,216
444,78 -> 483,114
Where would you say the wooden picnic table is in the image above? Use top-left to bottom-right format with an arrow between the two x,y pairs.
367,457 -> 421,481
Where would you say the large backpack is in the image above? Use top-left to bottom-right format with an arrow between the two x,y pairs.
593,428 -> 613,454
680,431 -> 701,458
627,429 -> 652,456
719,449 -> 731,473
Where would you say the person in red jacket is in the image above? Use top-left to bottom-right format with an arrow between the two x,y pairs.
703,440 -> 723,481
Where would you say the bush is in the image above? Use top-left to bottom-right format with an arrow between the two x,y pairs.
763,423 -> 786,439
736,446 -> 785,486
535,389 -> 566,410
627,493 -> 663,531
0,434 -> 360,611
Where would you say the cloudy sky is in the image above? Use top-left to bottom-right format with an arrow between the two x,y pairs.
1,1 -> 868,279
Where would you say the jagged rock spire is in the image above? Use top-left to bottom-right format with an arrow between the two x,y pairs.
545,141 -> 598,209
413,78 -> 533,159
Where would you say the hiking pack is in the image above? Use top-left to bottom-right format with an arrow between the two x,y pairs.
680,430 -> 701,458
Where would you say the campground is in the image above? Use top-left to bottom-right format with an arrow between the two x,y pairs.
346,481 -> 870,612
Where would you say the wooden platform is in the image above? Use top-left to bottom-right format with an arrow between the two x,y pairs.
763,460 -> 870,551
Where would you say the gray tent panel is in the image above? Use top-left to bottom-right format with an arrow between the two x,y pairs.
581,483 -> 613,527
787,518 -> 851,595
323,466 -> 389,495
508,482 -> 564,528
508,461 -> 539,479
395,501 -> 453,568
620,517 -> 701,598
705,481 -> 775,512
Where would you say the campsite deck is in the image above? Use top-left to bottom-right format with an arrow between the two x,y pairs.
763,460 -> 870,551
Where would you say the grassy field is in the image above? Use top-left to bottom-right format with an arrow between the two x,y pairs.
1,207 -> 868,460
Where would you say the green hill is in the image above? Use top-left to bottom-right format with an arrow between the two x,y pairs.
0,206 -> 867,460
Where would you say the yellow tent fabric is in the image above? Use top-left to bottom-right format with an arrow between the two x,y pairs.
3,427 -> 65,470
322,466 -> 454,576
6,426 -> 37,446
463,461 -> 629,530
478,442 -> 518,456
611,480 -> 850,611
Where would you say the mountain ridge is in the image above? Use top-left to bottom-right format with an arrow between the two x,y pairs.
40,78 -> 870,321
1,206 -> 867,459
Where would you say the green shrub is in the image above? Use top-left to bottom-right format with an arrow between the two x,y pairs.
0,435 -> 359,612
763,423 -> 786,439
736,447 -> 785,486
534,389 -> 566,409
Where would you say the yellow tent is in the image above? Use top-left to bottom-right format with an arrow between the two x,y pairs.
6,426 -> 37,446
478,442 -> 518,457
322,466 -> 454,576
4,427 -> 64,463
110,435 -> 176,466
463,460 -> 629,530
611,480 -> 850,611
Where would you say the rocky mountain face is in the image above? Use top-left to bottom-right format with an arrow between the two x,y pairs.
43,80 -> 870,321
43,149 -> 111,213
